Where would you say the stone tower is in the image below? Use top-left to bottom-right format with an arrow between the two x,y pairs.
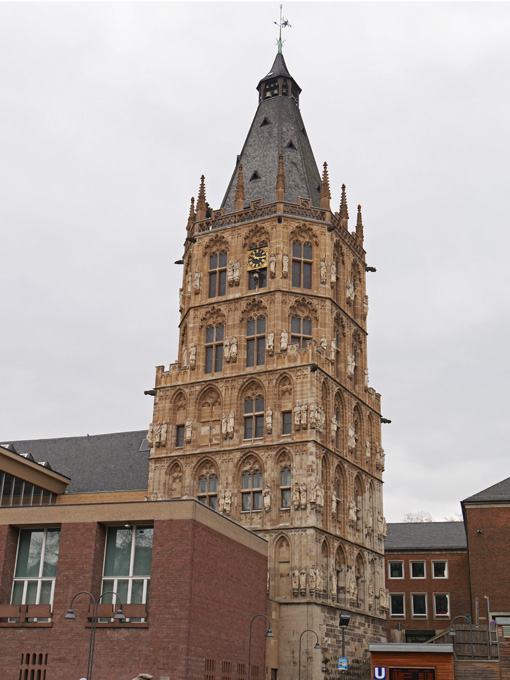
148,50 -> 388,677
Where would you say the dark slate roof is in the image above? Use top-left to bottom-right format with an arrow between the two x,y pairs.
258,52 -> 295,85
385,522 -> 467,552
220,54 -> 321,213
462,477 -> 510,503
4,430 -> 149,494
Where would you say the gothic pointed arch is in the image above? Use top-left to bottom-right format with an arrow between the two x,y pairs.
202,233 -> 230,258
240,298 -> 268,323
165,460 -> 183,499
194,457 -> 219,510
197,386 -> 222,448
334,543 -> 347,605
288,296 -> 319,323
355,551 -> 367,609
274,533 -> 292,599
199,305 -> 226,329
289,222 -> 319,246
238,452 -> 265,514
242,223 -> 271,248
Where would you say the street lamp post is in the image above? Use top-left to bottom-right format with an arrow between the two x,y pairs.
339,610 -> 351,657
298,629 -> 321,680
449,614 -> 474,659
247,614 -> 273,680
64,590 -> 125,680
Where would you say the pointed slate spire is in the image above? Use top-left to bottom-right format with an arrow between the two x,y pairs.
276,153 -> 285,202
235,164 -> 245,212
196,175 -> 207,221
339,184 -> 349,227
187,196 -> 195,229
356,204 -> 364,241
320,162 -> 331,210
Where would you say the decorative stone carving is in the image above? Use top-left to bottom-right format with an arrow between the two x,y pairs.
365,439 -> 371,462
227,260 -> 235,286
300,402 -> 308,428
348,500 -> 357,524
189,345 -> 196,369
266,331 -> 274,355
363,294 -> 369,317
299,567 -> 307,594
233,259 -> 240,286
346,280 -> 355,302
348,571 -> 357,601
331,493 -> 337,518
317,406 -> 325,432
293,403 -> 301,430
292,567 -> 299,594
266,407 -> 273,434
280,330 -> 288,351
223,489 -> 232,515
309,404 -> 317,429
316,566 -> 324,593
300,483 -> 307,509
309,566 -> 317,593
147,423 -> 154,447
320,336 -> 327,352
187,273 -> 192,298
218,490 -> 225,513
330,262 -> 337,285
231,337 -> 238,362
269,253 -> 276,278
347,425 -> 356,452
179,288 -> 184,312
320,258 -> 327,285
224,338 -> 231,363
364,368 -> 369,386
282,252 -> 289,278
379,587 -> 389,610
222,413 -> 228,439
376,444 -> 385,471
316,484 -> 324,509
194,269 -> 201,292
293,484 -> 300,509
185,419 -> 192,444
309,481 -> 317,505
263,486 -> 271,512
227,412 -> 235,438
347,352 -> 355,378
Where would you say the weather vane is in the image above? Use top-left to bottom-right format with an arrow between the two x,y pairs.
274,4 -> 291,54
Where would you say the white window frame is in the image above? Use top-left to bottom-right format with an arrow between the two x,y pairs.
388,561 -> 404,579
410,560 -> 426,579
433,592 -> 450,618
411,593 -> 428,618
432,560 -> 448,579
11,528 -> 60,612
390,593 -> 405,618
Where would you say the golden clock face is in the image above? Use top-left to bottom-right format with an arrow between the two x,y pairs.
247,247 -> 268,271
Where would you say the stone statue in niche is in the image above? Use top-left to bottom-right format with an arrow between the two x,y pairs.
349,572 -> 357,601
233,259 -> 240,285
300,483 -> 307,508
269,253 -> 276,278
227,412 -> 235,438
309,481 -> 317,505
379,588 -> 389,610
320,258 -> 327,284
218,490 -> 225,513
347,353 -> 355,378
316,567 -> 324,593
187,273 -> 192,298
189,345 -> 196,369
365,439 -> 371,462
223,489 -> 232,515
230,337 -> 238,361
265,407 -> 273,434
182,347 -> 188,367
193,269 -> 201,292
316,484 -> 324,509
309,566 -> 317,593
330,262 -> 337,285
179,288 -> 184,312
300,402 -> 308,428
293,403 -> 301,430
224,338 -> 231,363
364,368 -> 369,386
331,414 -> 338,441
331,492 -> 337,518
299,567 -> 307,594
317,406 -> 325,432
331,338 -> 337,361
293,484 -> 300,509
266,331 -> 274,355
309,404 -> 317,429
227,260 -> 235,286
185,419 -> 193,444
331,569 -> 337,598
346,280 -> 355,302
263,486 -> 271,512
222,413 -> 228,439
280,330 -> 288,351
292,567 -> 299,594
363,294 -> 369,317
347,425 -> 356,452
147,423 -> 154,447
320,337 -> 327,352
282,251 -> 289,278
376,444 -> 385,471
348,500 -> 357,523
153,424 -> 161,447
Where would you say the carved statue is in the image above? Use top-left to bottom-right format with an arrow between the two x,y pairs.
227,260 -> 235,286
316,567 -> 324,593
349,572 -> 357,600
331,568 -> 337,598
320,258 -> 327,285
309,566 -> 317,592
376,444 -> 385,471
293,403 -> 301,430
182,347 -> 188,367
292,567 -> 299,593
379,588 -> 389,610
309,481 -> 317,505
347,353 -> 355,378
194,269 -> 201,292
347,425 -> 356,452
346,280 -> 355,302
331,414 -> 338,441
230,336 -> 238,361
364,368 -> 369,387
221,413 -> 228,439
331,493 -> 337,518
282,252 -> 289,278
300,402 -> 308,428
179,288 -> 184,312
185,419 -> 193,443
160,423 -> 168,446
263,486 -> 271,512
293,484 -> 300,509
189,345 -> 196,369
330,262 -> 337,285
223,489 -> 232,515
269,253 -> 276,278
266,331 -> 274,355
300,483 -> 307,508
233,259 -> 240,285
154,424 -> 162,447
318,406 -> 325,432
320,336 -> 327,352
331,338 -> 337,361
348,500 -> 357,523
280,330 -> 288,351
147,423 -> 154,447
218,490 -> 225,513
316,484 -> 324,509
365,439 -> 371,462
309,403 -> 317,429
224,338 -> 231,363
299,567 -> 307,594
227,412 -> 235,438
266,407 -> 273,434
363,294 -> 369,317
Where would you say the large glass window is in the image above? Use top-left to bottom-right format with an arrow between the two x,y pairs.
433,561 -> 448,578
290,316 -> 312,348
102,525 -> 153,611
390,593 -> 404,617
198,474 -> 218,510
389,561 -> 403,579
434,593 -> 449,617
280,467 -> 291,509
282,411 -> 292,435
412,594 -> 427,617
11,528 -> 60,609
410,561 -> 426,578
291,241 -> 312,289
244,396 -> 264,440
205,324 -> 224,374
209,251 -> 227,298
246,317 -> 266,367
241,470 -> 263,512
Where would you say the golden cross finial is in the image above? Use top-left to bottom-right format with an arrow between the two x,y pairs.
274,4 -> 291,54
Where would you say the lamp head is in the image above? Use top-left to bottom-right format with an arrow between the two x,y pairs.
114,606 -> 125,621
64,608 -> 76,620
314,641 -> 321,650
265,628 -> 274,638
339,611 -> 351,628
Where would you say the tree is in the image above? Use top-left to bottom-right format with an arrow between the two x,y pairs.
402,510 -> 432,523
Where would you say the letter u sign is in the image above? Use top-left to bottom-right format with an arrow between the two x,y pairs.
374,668 -> 386,680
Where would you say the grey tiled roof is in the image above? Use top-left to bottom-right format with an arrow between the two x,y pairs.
385,522 -> 467,552
4,430 -> 149,494
462,477 -> 510,503
221,54 -> 321,214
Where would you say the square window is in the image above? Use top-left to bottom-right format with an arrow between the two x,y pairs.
433,561 -> 448,578
390,594 -> 404,617
389,561 -> 403,579
410,561 -> 426,578
412,594 -> 427,617
434,593 -> 449,617
282,411 -> 292,435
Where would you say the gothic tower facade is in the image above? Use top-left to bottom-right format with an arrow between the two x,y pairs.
148,51 -> 388,677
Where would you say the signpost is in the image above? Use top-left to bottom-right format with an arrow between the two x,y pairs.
338,657 -> 348,671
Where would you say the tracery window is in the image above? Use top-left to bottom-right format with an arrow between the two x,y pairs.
280,467 -> 291,509
205,324 -> 224,374
290,315 -> 312,348
244,395 -> 264,440
241,469 -> 263,511
198,474 -> 218,510
246,317 -> 266,367
291,241 -> 312,289
208,251 -> 227,298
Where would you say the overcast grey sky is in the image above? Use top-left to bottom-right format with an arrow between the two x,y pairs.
1,2 -> 509,522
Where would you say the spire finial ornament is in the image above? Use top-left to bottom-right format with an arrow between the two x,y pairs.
235,164 -> 245,212
275,4 -> 291,54
187,196 -> 195,229
356,204 -> 364,240
340,183 -> 349,226
276,153 -> 286,202
320,162 -> 331,210
196,175 -> 207,221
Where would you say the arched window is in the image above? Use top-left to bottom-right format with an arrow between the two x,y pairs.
198,473 -> 218,510
205,324 -> 224,374
292,241 -> 312,289
246,317 -> 266,367
244,395 -> 264,439
241,469 -> 263,511
280,467 -> 291,509
290,315 -> 312,348
208,251 -> 227,298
